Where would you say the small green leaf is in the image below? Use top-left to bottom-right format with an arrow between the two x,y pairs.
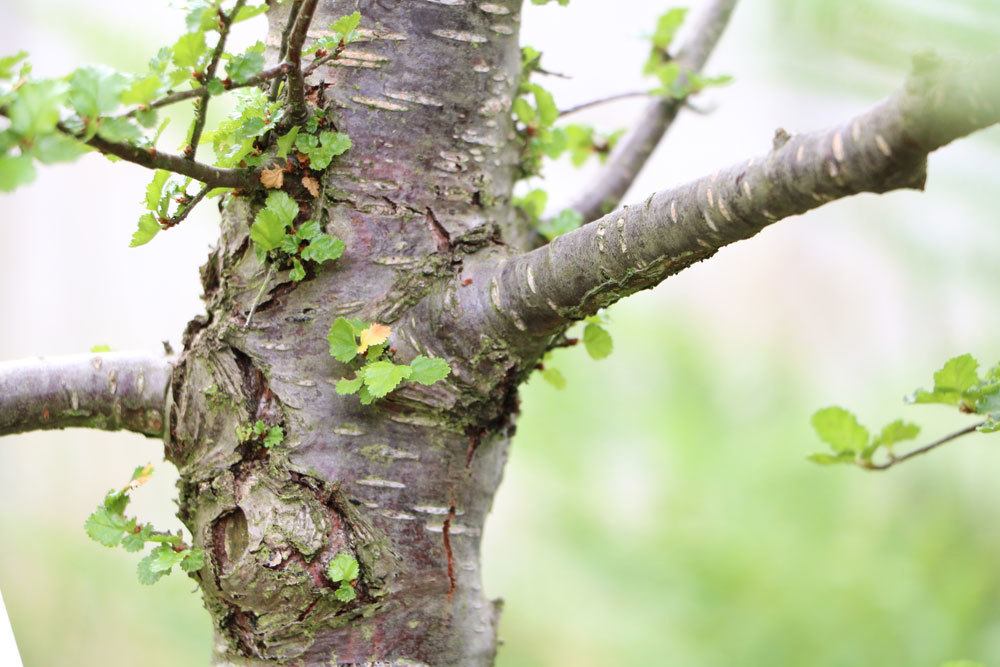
90,344 -> 112,353
362,360 -> 412,398
276,126 -> 300,159
172,31 -> 207,69
650,8 -> 688,49
336,375 -> 364,395
811,406 -> 870,454
582,323 -> 613,360
121,74 -> 163,106
31,134 -> 88,164
136,551 -> 167,585
935,354 -> 980,393
874,420 -> 920,448
538,208 -> 582,240
289,258 -> 306,282
0,51 -> 28,79
334,582 -> 357,602
226,42 -> 265,84
145,170 -> 171,211
301,234 -> 345,264
8,79 -> 68,138
541,367 -> 566,389
263,426 -> 284,448
0,154 -> 36,192
130,213 -> 161,247
180,548 -> 206,572
408,356 -> 451,385
251,190 -> 299,253
96,117 -> 142,143
326,552 -> 360,583
806,452 -> 856,466
84,507 -> 130,547
331,11 -> 362,39
148,544 -> 185,573
327,317 -> 359,363
68,65 -> 127,119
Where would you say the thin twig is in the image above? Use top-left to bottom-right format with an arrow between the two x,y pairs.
161,183 -> 211,229
122,63 -> 293,119
559,91 -> 651,118
270,0 -> 304,100
863,423 -> 985,471
284,0 -> 320,125
186,0 -> 247,159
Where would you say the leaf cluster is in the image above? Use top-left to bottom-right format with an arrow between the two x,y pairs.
83,465 -> 204,585
325,551 -> 360,602
327,318 -> 451,404
236,419 -> 285,449
250,190 -> 345,281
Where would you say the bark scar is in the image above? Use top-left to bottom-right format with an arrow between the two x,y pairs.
443,504 -> 457,597
426,207 -> 453,254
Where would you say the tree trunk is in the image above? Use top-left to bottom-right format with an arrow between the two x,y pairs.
170,2 -> 530,664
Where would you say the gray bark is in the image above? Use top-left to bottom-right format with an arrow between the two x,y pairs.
1,1 -> 999,665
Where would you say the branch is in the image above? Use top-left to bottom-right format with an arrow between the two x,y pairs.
185,0 -> 247,158
162,183 -> 211,229
558,91 -> 652,118
862,423 -> 985,471
566,0 -> 738,223
120,62 -> 293,119
0,352 -> 173,438
270,0 -> 304,99
66,124 -> 257,190
284,0 -> 320,124
481,53 -> 1000,339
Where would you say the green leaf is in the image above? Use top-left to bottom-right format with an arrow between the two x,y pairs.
331,11 -> 362,39
0,51 -> 28,79
96,117 -> 142,143
327,317 -> 359,363
408,356 -> 451,385
68,65 -> 127,119
226,42 -> 265,84
515,189 -> 548,220
172,31 -> 207,69
326,552 -> 360,583
362,360 -> 412,398
811,406 -> 869,454
541,367 -> 566,389
336,375 -> 364,395
935,354 -> 980,393
130,213 -> 161,247
263,426 -> 284,449
84,507 -> 130,547
251,190 -> 299,253
334,582 -> 357,602
8,79 -> 68,138
874,420 -> 920,448
180,548 -> 206,572
136,551 -> 167,585
0,154 -> 36,192
582,323 -> 613,360
297,131 -> 352,170
289,258 -> 306,282
120,525 -> 151,553
650,8 -> 688,49
31,134 -> 88,164
806,452 -> 856,466
234,4 -> 270,23
148,544 -> 185,573
121,74 -> 163,106
301,234 -> 345,264
276,126 -> 300,159
145,170 -> 171,211
89,344 -> 112,353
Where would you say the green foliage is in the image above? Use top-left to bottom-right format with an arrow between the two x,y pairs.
325,551 -> 360,602
304,11 -> 363,55
810,354 -> 1000,467
295,130 -> 352,170
582,321 -> 613,360
514,189 -> 583,241
328,318 -> 451,404
250,190 -> 345,280
643,8 -> 732,100
225,42 -> 265,84
236,419 -> 284,449
83,465 -> 204,585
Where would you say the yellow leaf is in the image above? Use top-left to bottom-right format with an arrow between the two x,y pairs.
260,166 -> 284,189
123,463 -> 154,492
357,323 -> 391,354
302,175 -> 320,197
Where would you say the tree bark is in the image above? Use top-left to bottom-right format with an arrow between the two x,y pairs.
167,2 -> 524,664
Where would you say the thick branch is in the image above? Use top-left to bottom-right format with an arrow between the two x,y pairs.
566,0 -> 738,223
0,352 -> 173,438
485,54 -> 1000,338
284,0 -> 320,124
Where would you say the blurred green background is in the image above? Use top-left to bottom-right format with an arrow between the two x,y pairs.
2,0 -> 1000,665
